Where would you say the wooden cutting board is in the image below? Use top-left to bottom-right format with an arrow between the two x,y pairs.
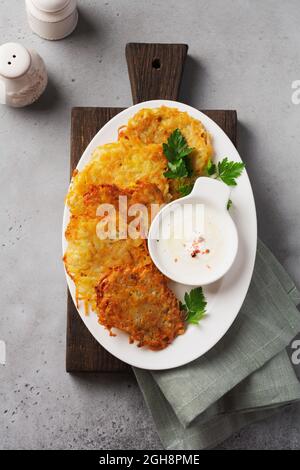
66,43 -> 237,373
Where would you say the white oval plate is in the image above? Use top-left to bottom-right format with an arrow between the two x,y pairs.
62,100 -> 257,370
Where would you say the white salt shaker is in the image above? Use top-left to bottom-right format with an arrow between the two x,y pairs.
25,0 -> 78,40
0,42 -> 48,107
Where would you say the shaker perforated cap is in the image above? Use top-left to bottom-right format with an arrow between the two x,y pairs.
31,0 -> 70,12
0,43 -> 31,79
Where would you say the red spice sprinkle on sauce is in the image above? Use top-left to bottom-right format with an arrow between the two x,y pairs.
191,248 -> 200,257
190,247 -> 210,258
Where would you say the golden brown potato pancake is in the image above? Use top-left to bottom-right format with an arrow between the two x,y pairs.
68,181 -> 164,218
66,141 -> 170,214
64,182 -> 164,313
119,106 -> 213,198
64,215 -> 151,313
96,264 -> 186,350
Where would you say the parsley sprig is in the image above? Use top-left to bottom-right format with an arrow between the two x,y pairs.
161,130 -> 245,201
178,183 -> 194,197
163,129 -> 194,179
206,158 -> 245,186
180,287 -> 207,325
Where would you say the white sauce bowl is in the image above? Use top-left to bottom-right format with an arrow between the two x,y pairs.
148,177 -> 238,286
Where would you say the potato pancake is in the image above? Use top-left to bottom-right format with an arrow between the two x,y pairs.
66,141 -> 170,214
119,106 -> 213,176
96,264 -> 186,350
68,181 -> 164,218
64,215 -> 151,312
64,181 -> 163,312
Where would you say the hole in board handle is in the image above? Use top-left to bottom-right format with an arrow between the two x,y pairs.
152,58 -> 161,70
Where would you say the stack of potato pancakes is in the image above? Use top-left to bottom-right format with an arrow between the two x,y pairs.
64,106 -> 212,350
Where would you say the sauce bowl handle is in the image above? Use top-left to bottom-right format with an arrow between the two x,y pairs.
191,177 -> 231,211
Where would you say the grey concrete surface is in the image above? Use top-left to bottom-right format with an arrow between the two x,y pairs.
0,0 -> 300,450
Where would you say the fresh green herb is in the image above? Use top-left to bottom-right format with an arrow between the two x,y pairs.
206,157 -> 245,186
227,199 -> 233,210
164,160 -> 189,179
217,158 -> 245,186
181,287 -> 207,325
178,183 -> 194,197
163,129 -> 194,179
206,159 -> 217,176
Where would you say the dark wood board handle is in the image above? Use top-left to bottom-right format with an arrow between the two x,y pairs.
126,43 -> 188,103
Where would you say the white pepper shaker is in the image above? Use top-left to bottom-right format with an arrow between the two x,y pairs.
0,42 -> 48,107
25,0 -> 78,40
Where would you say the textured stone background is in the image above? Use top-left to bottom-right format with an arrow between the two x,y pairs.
0,0 -> 299,450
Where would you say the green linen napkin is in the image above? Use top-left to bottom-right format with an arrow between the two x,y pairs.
134,239 -> 300,449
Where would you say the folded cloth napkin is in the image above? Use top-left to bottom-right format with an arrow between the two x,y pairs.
134,239 -> 300,449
